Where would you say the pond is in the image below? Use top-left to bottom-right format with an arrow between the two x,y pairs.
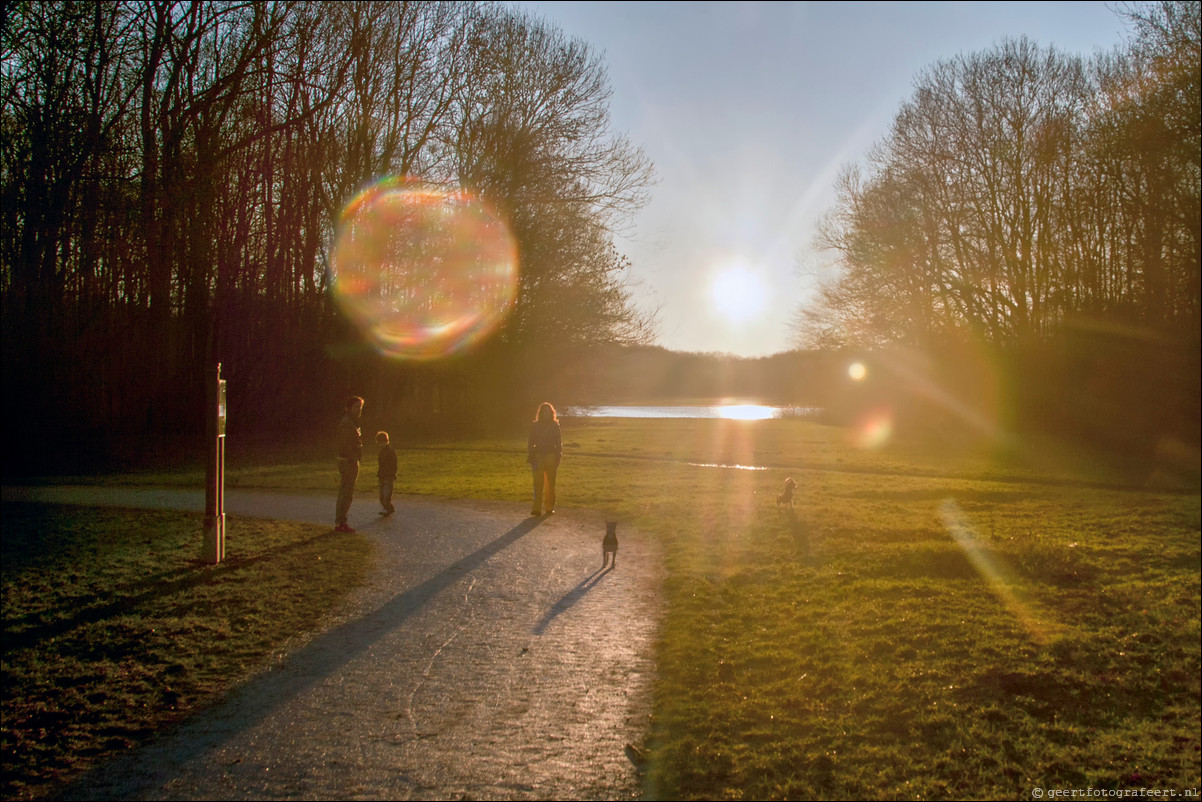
563,404 -> 819,420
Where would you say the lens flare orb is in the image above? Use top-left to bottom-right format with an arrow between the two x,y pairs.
856,408 -> 893,449
331,178 -> 519,360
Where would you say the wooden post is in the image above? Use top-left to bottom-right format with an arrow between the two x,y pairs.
204,363 -> 226,563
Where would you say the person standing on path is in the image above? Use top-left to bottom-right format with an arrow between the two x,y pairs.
335,396 -> 364,532
527,402 -> 562,516
376,430 -> 397,516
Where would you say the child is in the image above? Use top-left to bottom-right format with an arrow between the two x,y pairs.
376,431 -> 397,516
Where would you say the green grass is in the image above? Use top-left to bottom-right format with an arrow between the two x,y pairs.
0,505 -> 371,801
5,416 -> 1199,799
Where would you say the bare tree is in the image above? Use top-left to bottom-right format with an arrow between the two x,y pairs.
449,5 -> 655,415
2,0 -> 661,462
1095,0 -> 1201,336
803,38 -> 1093,348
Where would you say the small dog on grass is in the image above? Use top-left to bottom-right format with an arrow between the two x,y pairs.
777,477 -> 797,510
603,521 -> 618,568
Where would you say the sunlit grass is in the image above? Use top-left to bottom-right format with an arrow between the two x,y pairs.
399,418 -> 1197,798
8,417 -> 1199,799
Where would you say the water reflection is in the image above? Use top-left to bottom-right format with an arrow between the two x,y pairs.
686,462 -> 769,471
565,404 -> 818,419
717,404 -> 776,420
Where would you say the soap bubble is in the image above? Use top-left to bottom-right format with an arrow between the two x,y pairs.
330,177 -> 519,360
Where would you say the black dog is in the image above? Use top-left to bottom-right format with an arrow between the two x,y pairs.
603,521 -> 618,568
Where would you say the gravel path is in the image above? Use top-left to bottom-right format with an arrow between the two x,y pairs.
3,486 -> 663,801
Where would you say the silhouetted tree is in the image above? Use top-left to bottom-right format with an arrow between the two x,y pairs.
449,5 -> 655,423
1,1 -> 655,469
801,4 -> 1199,350
798,2 -> 1199,456
804,37 -> 1093,348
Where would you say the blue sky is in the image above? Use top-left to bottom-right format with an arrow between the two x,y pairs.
511,1 -> 1132,356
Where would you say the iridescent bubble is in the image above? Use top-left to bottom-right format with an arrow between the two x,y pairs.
331,177 -> 519,360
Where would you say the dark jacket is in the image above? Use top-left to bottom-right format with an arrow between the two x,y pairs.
527,419 -> 562,462
377,443 -> 397,480
338,414 -> 363,462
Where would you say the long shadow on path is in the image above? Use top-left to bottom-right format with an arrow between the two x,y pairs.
64,514 -> 545,799
532,565 -> 613,635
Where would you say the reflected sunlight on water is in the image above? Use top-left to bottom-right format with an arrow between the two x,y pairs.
686,462 -> 769,471
565,405 -> 818,419
559,405 -> 790,470
717,404 -> 776,420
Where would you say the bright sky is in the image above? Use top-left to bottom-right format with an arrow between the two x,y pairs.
512,1 -> 1131,357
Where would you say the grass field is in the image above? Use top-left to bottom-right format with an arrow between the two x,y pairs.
0,507 -> 371,801
3,416 -> 1199,799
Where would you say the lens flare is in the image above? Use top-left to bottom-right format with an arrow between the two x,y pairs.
940,499 -> 1062,644
856,408 -> 893,449
331,177 -> 519,360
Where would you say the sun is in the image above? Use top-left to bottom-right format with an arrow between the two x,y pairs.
710,263 -> 767,323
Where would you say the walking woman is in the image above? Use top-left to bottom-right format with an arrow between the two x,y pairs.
527,402 -> 562,516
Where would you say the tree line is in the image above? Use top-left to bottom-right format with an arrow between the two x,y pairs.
1,1 -> 654,470
4,2 -> 1197,474
797,2 -> 1200,461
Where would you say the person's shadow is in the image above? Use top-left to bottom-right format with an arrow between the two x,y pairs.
532,565 -> 613,635
59,514 -> 546,800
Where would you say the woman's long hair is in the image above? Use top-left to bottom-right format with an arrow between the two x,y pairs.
534,402 -> 558,424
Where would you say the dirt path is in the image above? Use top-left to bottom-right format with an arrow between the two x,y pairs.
4,486 -> 663,801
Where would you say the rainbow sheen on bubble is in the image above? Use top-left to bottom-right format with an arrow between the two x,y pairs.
331,178 -> 519,360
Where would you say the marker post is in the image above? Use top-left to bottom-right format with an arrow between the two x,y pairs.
204,363 -> 226,564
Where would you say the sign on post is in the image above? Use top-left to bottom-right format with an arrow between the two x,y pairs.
204,363 -> 226,563
217,377 -> 226,436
